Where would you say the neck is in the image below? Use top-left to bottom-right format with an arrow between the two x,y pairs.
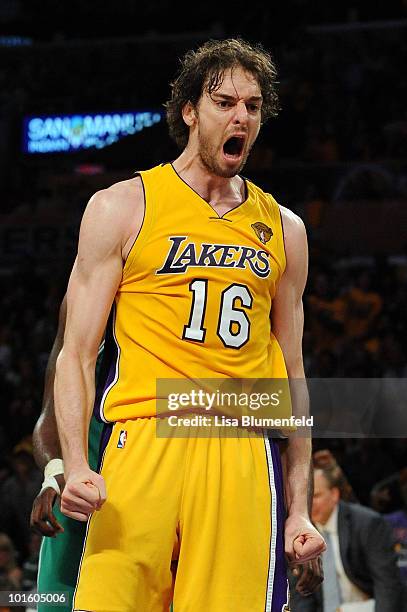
172,148 -> 244,205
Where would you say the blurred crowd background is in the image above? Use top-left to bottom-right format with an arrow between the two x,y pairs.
0,0 -> 406,596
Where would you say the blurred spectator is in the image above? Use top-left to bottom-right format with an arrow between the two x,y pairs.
384,468 -> 407,585
0,532 -> 21,590
304,256 -> 407,380
291,462 -> 405,611
21,532 -> 41,592
340,439 -> 398,506
313,449 -> 358,503
370,472 -> 404,515
0,451 -> 41,561
343,271 -> 382,340
306,272 -> 345,355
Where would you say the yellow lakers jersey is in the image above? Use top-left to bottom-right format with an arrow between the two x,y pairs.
97,162 -> 288,422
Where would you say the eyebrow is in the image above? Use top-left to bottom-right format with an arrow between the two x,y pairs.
211,93 -> 263,102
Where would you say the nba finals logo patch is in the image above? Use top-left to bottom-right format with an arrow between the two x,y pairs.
117,430 -> 127,449
251,222 -> 273,245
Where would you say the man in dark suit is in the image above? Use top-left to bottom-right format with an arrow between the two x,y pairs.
291,464 -> 405,611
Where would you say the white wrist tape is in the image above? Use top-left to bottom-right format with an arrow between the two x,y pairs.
40,458 -> 64,496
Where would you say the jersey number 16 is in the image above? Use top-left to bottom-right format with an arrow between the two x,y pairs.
183,279 -> 253,349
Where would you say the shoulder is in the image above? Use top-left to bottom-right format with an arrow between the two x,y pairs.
279,205 -> 307,245
85,177 -> 143,222
341,500 -> 383,525
80,177 -> 144,250
278,206 -> 308,285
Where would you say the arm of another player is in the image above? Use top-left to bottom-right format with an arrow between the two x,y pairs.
55,180 -> 143,522
271,206 -> 326,563
31,295 -> 67,536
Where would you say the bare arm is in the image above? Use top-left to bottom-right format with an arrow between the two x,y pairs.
272,207 -> 310,515
31,296 -> 67,536
272,206 -> 325,562
55,178 -> 143,521
32,295 -> 67,470
280,443 -> 323,595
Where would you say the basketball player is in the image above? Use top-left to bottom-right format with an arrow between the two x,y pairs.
32,306 -> 322,611
55,39 -> 326,611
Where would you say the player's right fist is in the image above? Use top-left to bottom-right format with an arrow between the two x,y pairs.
61,468 -> 106,521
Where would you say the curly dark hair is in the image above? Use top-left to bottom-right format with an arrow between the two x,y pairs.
165,38 -> 279,149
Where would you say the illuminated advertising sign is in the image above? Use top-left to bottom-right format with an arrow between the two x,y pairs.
0,36 -> 32,46
23,110 -> 163,154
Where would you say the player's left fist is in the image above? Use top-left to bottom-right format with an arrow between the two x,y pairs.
61,467 -> 106,522
285,513 -> 326,564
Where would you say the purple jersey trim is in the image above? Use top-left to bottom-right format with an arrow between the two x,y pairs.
96,422 -> 114,472
93,304 -> 120,423
264,437 -> 289,611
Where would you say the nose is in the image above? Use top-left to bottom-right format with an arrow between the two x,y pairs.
232,100 -> 248,125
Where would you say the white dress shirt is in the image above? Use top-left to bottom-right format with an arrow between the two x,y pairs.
317,505 -> 374,609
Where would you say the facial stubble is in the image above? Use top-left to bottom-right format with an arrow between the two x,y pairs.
197,123 -> 251,179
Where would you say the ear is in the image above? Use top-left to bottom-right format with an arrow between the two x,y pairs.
332,486 -> 341,504
182,101 -> 197,127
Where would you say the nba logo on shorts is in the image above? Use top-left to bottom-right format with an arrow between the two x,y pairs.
117,430 -> 127,449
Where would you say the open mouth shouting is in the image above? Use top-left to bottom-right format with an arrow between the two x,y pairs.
222,134 -> 246,162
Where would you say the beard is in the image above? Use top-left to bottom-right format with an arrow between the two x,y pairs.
197,125 -> 251,178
